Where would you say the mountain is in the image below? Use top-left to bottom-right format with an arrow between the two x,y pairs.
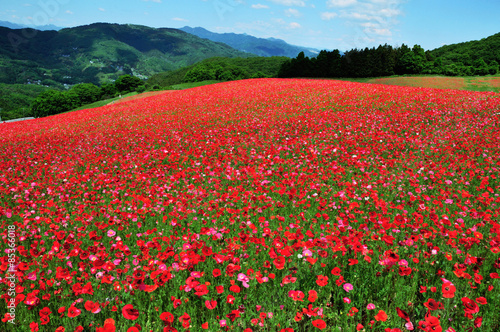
180,26 -> 319,58
428,32 -> 500,67
0,20 -> 63,31
0,23 -> 251,86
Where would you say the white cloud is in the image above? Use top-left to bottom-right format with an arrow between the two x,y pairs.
252,4 -> 269,9
364,27 -> 392,36
66,10 -> 73,14
321,12 -> 338,20
343,12 -> 374,20
172,17 -> 188,22
285,8 -> 301,17
98,8 -> 105,12
327,0 -> 357,7
334,0 -> 404,47
143,0 -> 162,2
267,0 -> 306,7
378,8 -> 401,17
288,22 -> 301,29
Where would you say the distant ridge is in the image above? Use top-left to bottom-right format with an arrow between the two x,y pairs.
0,20 -> 63,31
0,23 -> 250,86
180,26 -> 319,58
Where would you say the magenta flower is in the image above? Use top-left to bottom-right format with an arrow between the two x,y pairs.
343,283 -> 353,292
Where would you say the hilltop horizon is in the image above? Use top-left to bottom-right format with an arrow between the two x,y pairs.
1,0 -> 499,51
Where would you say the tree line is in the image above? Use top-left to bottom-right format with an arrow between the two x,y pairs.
30,75 -> 145,118
278,44 -> 499,78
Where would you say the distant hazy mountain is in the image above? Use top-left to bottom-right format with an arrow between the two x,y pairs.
0,20 -> 63,31
0,23 -> 251,86
180,26 -> 319,58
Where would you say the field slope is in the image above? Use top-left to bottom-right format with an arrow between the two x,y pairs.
1,79 -> 499,332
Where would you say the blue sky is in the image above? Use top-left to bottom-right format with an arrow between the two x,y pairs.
1,0 -> 499,51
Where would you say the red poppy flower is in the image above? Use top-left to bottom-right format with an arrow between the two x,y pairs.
84,300 -> 100,313
442,282 -> 456,298
178,312 -> 190,329
226,309 -> 241,322
127,327 -> 140,332
375,310 -> 388,322
212,269 -> 221,277
173,299 -> 182,308
40,316 -> 50,325
205,299 -> 217,310
274,256 -> 286,270
423,299 -> 443,311
474,316 -> 483,328
194,284 -> 209,296
312,319 -> 326,330
461,297 -> 479,315
39,307 -> 52,317
396,307 -> 409,322
160,312 -> 174,325
230,284 -> 241,293
67,306 -> 81,318
476,297 -> 487,305
122,304 -> 140,320
308,289 -> 318,302
30,322 -> 39,332
316,275 -> 328,287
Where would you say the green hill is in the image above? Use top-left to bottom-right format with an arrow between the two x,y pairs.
147,56 -> 288,88
0,83 -> 49,120
428,32 -> 500,67
0,23 -> 251,87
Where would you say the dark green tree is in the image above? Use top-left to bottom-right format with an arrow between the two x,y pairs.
115,75 -> 143,93
100,83 -> 118,99
70,83 -> 101,105
473,58 -> 489,76
30,90 -> 75,118
488,60 -> 499,75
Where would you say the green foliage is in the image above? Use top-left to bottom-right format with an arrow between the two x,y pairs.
30,90 -> 75,118
184,62 -> 248,82
428,32 -> 500,67
0,23 -> 250,87
0,83 -> 49,120
70,83 -> 101,105
135,85 -> 146,93
99,83 -> 118,99
279,38 -> 500,78
473,58 -> 489,76
115,75 -> 142,93
148,56 -> 288,87
489,60 -> 499,75
25,75 -> 145,119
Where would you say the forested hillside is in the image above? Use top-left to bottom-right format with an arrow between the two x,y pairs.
278,33 -> 500,78
0,23 -> 250,87
147,56 -> 288,88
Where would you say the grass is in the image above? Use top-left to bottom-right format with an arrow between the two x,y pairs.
338,75 -> 500,93
169,80 -> 222,90
70,92 -> 139,112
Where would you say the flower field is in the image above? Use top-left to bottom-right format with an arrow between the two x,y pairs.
1,78 -> 500,332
